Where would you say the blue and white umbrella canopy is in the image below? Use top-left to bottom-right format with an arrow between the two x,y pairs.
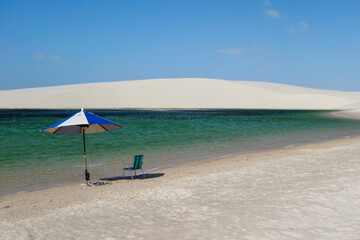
42,108 -> 123,185
42,108 -> 123,135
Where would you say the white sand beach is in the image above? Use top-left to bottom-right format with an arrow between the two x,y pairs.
2,78 -> 360,110
1,136 -> 360,239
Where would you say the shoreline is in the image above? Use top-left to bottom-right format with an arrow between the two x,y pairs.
0,132 -> 357,199
2,135 -> 360,238
1,134 -> 360,201
330,109 -> 360,120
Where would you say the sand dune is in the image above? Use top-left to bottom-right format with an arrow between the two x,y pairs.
1,78 -> 360,110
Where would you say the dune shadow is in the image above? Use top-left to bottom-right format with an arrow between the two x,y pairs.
100,173 -> 165,181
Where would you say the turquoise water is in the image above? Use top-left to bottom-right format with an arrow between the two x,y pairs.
1,109 -> 360,196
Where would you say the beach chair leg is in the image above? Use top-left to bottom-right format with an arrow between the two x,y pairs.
129,169 -> 133,180
141,168 -> 145,178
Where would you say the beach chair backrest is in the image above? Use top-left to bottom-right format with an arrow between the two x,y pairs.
132,155 -> 143,170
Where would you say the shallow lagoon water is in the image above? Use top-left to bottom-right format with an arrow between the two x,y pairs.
1,109 -> 360,196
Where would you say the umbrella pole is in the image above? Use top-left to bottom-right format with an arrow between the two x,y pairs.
82,128 -> 90,186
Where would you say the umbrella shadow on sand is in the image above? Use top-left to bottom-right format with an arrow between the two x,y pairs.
100,173 -> 165,181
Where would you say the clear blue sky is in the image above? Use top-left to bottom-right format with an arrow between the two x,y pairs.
0,0 -> 359,91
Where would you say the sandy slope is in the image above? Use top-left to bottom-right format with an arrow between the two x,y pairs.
1,78 -> 360,109
1,137 -> 360,239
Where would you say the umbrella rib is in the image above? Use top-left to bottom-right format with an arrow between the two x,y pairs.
99,124 -> 108,132
52,127 -> 61,134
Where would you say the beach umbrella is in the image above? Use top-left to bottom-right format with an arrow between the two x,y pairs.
42,108 -> 123,185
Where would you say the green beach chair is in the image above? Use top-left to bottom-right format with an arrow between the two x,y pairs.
123,154 -> 145,180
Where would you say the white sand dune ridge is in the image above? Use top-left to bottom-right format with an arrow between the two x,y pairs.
1,78 -> 360,110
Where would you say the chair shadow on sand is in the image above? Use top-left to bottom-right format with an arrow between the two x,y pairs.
100,173 -> 165,181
